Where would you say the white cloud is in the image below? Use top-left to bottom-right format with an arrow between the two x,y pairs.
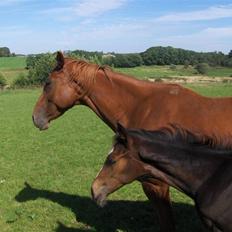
156,5 -> 232,22
74,0 -> 127,17
41,0 -> 128,20
204,27 -> 232,38
57,20 -> 151,52
3,2 -> 232,54
154,27 -> 232,53
4,24 -> 232,54
41,7 -> 75,21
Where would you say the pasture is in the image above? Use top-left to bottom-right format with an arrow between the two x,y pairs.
116,65 -> 232,79
1,84 -> 232,231
0,57 -> 27,85
1,56 -> 232,86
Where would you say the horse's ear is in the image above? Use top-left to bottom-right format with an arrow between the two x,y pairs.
116,122 -> 136,150
56,51 -> 64,69
116,122 -> 128,140
24,182 -> 32,189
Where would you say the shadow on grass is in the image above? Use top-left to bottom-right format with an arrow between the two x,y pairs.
15,183 -> 206,232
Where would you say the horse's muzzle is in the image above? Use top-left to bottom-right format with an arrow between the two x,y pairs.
91,182 -> 108,207
32,114 -> 49,131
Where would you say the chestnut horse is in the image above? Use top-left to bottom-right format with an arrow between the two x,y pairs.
92,124 -> 232,232
33,52 -> 232,232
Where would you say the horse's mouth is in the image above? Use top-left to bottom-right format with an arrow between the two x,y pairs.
91,186 -> 108,208
93,193 -> 107,207
32,117 -> 50,131
39,122 -> 49,131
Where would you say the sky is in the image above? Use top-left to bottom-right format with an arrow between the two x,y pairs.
0,0 -> 232,54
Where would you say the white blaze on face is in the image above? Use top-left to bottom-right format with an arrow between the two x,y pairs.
95,147 -> 115,178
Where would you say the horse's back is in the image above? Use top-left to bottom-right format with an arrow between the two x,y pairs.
139,83 -> 232,140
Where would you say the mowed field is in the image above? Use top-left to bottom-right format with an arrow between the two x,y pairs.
116,65 -> 232,79
2,84 -> 232,232
0,57 -> 27,85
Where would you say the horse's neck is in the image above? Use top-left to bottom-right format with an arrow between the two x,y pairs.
82,70 -> 146,131
142,143 -> 222,197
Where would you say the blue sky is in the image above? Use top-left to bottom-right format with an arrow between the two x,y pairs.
0,0 -> 232,54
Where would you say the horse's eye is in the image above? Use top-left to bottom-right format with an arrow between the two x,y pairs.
45,79 -> 51,85
44,79 -> 52,92
105,157 -> 116,166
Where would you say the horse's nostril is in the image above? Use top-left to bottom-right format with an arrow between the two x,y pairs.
32,115 -> 35,123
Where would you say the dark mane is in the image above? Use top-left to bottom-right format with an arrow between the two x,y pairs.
125,124 -> 232,151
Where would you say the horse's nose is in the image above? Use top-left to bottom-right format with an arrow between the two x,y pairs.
32,114 -> 39,128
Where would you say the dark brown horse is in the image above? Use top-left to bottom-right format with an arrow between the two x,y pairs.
33,52 -> 232,231
92,124 -> 232,232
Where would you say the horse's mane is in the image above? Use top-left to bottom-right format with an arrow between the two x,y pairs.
63,58 -> 111,96
123,124 -> 232,151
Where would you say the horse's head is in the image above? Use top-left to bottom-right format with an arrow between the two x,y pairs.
91,123 -> 148,207
32,52 -> 99,130
32,52 -> 77,130
15,182 -> 40,202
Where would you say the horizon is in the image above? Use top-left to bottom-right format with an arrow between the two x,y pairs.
0,0 -> 232,55
4,45 -> 230,56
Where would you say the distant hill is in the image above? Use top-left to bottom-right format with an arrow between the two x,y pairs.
141,46 -> 228,66
69,46 -> 232,68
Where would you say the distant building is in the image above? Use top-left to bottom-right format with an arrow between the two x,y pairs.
102,53 -> 116,58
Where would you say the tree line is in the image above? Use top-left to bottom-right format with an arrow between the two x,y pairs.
2,46 -> 232,67
7,46 -> 232,88
69,46 -> 232,68
141,47 -> 232,67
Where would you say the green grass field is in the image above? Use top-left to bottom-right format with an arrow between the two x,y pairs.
0,57 -> 26,70
0,57 -> 27,85
117,65 -> 232,79
1,84 -> 232,232
207,67 -> 232,77
0,56 -> 232,86
117,65 -> 196,79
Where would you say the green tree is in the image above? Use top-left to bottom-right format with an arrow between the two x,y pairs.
140,46 -> 228,67
0,47 -> 10,57
195,63 -> 209,75
225,59 -> 232,68
102,55 -> 115,66
28,53 -> 56,85
228,50 -> 232,59
184,60 -> 190,69
26,54 -> 43,69
89,54 -> 102,65
127,54 -> 143,67
12,73 -> 30,88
